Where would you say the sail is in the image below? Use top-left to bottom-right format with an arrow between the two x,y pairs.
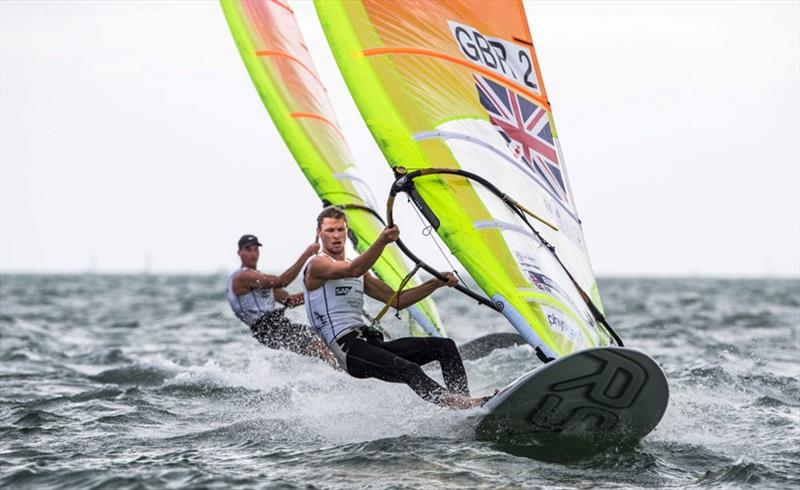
315,0 -> 615,358
220,0 -> 444,336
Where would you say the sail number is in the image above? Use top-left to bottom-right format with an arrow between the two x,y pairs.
448,20 -> 540,93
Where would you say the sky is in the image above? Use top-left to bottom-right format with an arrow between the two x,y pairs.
1,1 -> 798,277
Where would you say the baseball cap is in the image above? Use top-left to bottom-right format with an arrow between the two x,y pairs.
238,234 -> 263,250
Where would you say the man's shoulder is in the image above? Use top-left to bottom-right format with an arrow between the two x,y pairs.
233,267 -> 253,278
232,267 -> 265,286
305,254 -> 343,285
307,253 -> 333,266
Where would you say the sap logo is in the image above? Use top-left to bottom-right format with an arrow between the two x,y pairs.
448,20 -> 539,92
335,287 -> 352,296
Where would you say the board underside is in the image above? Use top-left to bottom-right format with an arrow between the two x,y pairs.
475,347 -> 669,447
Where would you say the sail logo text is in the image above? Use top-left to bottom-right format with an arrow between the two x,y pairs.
448,21 -> 540,93
542,306 -> 582,346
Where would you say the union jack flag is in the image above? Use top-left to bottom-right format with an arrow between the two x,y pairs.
474,75 -> 569,204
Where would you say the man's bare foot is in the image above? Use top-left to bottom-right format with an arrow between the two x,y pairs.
437,393 -> 486,410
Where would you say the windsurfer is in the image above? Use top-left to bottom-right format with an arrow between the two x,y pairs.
303,206 -> 485,409
226,234 -> 336,365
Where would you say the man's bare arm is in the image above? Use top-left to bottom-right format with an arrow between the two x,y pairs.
305,226 -> 399,289
364,272 -> 458,309
275,289 -> 304,307
234,242 -> 319,295
362,272 -> 394,302
233,269 -> 284,295
276,242 -> 320,286
274,288 -> 289,303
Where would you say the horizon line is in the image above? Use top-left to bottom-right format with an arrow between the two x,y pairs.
0,269 -> 798,281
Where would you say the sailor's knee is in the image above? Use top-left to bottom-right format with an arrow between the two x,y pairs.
395,359 -> 426,381
428,337 -> 459,355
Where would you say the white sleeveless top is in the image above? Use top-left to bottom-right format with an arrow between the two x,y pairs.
226,267 -> 277,326
302,254 -> 364,346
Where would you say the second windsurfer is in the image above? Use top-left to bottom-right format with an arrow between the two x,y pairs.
303,206 -> 486,409
226,234 -> 336,366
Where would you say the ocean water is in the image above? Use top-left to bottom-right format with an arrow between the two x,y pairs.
1,274 -> 798,489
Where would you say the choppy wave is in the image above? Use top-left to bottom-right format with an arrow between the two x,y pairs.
0,275 -> 798,489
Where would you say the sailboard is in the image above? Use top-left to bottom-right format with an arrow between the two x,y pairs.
314,0 -> 668,445
220,0 -> 444,336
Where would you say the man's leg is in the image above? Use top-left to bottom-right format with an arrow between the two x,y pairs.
379,337 -> 470,396
343,338 -> 448,404
289,324 -> 339,368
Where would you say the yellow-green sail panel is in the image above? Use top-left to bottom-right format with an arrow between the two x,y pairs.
315,0 -> 612,358
220,0 -> 444,336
